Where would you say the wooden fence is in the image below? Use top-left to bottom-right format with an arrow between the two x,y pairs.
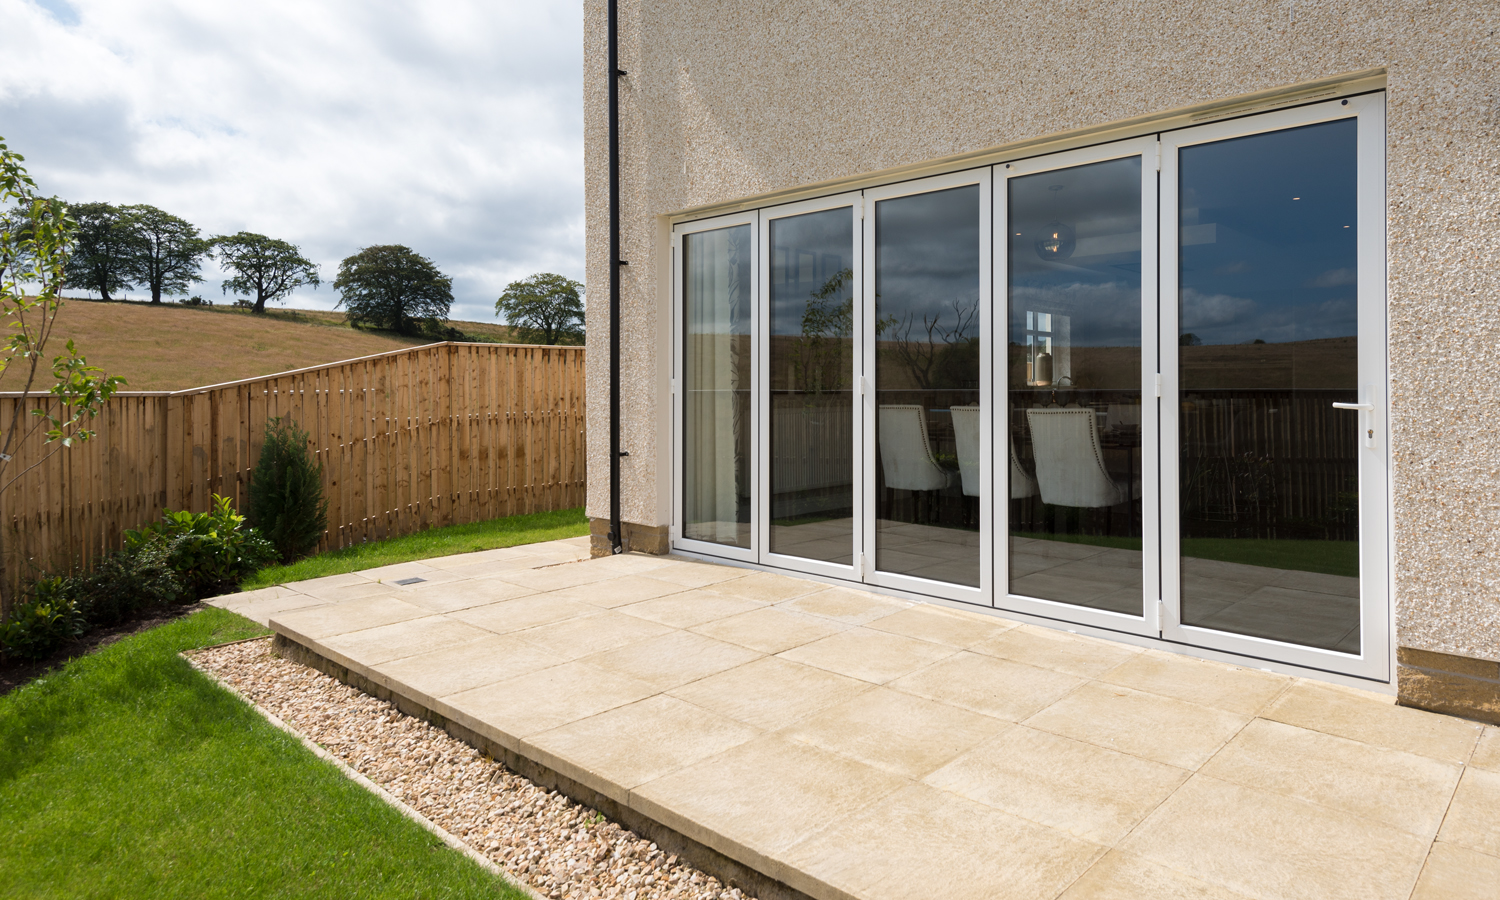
0,342 -> 585,605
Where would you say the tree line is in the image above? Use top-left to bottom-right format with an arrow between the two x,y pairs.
19,199 -> 586,344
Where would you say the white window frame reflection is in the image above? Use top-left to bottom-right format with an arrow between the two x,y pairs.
756,192 -> 865,580
672,210 -> 760,563
993,136 -> 1161,636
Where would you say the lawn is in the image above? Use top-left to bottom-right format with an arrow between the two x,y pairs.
242,506 -> 589,589
0,607 -> 525,900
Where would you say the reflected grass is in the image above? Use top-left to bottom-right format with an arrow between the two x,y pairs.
1012,531 -> 1358,578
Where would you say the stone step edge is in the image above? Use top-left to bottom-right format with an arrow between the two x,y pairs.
268,631 -> 821,900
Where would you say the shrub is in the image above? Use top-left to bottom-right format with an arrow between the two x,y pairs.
247,417 -> 328,563
0,578 -> 87,663
75,540 -> 182,626
125,493 -> 276,600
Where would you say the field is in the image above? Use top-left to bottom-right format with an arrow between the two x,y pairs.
33,299 -> 526,391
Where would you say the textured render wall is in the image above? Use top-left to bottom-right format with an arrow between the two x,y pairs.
584,1 -> 1500,660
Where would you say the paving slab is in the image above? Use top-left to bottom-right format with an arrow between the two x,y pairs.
1263,680 -> 1482,763
925,724 -> 1190,844
1023,682 -> 1249,770
777,627 -> 957,685
1198,718 -> 1462,838
1120,775 -> 1431,900
1410,842 -> 1500,900
782,687 -> 1007,779
688,605 -> 850,655
780,782 -> 1103,900
270,595 -> 426,641
263,537 -> 1487,900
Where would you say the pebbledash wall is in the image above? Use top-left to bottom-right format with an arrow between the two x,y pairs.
582,1 -> 1500,720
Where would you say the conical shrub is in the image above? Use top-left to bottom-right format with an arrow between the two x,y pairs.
247,417 -> 328,563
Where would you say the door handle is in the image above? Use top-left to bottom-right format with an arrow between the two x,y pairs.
1331,388 -> 1376,449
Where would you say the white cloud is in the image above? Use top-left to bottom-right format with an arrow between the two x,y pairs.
1308,267 -> 1357,288
1180,287 -> 1256,329
0,0 -> 583,322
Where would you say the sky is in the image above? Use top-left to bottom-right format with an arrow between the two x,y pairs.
0,0 -> 584,323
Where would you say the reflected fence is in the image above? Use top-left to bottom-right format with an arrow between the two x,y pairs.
0,342 -> 585,610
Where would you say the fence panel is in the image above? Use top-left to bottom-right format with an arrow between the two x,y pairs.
0,342 -> 586,610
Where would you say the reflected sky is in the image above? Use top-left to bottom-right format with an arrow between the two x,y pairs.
875,185 -> 981,339
770,207 -> 853,338
1009,156 -> 1142,349
1180,119 -> 1358,346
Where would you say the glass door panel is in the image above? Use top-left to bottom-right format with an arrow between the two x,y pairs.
871,183 -> 983,589
1176,120 -> 1360,651
767,206 -> 856,566
1007,155 -> 1146,615
1162,95 -> 1389,679
682,222 -> 754,549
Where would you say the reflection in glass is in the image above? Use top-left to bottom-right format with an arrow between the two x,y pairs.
683,225 -> 752,547
1007,157 -> 1144,614
769,209 -> 854,564
1178,119 -> 1361,653
873,186 -> 981,586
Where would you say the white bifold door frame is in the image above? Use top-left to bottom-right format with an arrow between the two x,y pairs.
1158,95 -> 1390,681
992,136 -> 1162,637
670,209 -> 760,564
755,192 -> 865,582
670,95 -> 1390,683
861,169 -> 993,606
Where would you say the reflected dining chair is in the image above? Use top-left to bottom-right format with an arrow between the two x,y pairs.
949,405 -> 1039,500
877,404 -> 950,522
1025,408 -> 1137,513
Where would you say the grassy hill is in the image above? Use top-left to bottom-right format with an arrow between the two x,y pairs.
27,299 -> 529,392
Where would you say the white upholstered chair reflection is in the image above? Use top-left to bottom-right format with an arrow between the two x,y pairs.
1025,407 -> 1137,508
949,406 -> 982,498
877,404 -> 950,519
948,405 -> 1038,499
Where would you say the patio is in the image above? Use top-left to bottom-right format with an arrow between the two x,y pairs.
214,538 -> 1499,900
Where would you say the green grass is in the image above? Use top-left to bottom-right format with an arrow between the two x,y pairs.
0,607 -> 524,900
1012,531 -> 1358,577
244,507 -> 589,588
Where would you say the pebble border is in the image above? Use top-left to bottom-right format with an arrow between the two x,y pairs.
188,637 -> 758,900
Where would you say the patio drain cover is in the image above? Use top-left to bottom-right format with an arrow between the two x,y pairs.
393,577 -> 426,586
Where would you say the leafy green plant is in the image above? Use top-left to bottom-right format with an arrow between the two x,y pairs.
0,577 -> 85,662
0,576 -> 87,662
74,541 -> 181,626
125,494 -> 275,600
247,418 -> 328,564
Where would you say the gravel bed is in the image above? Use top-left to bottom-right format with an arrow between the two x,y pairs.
191,638 -> 753,900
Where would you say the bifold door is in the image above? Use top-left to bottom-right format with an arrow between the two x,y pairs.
674,94 -> 1389,681
995,137 -> 1161,637
672,211 -> 758,563
1159,95 -> 1389,680
756,194 -> 863,581
862,170 -> 992,604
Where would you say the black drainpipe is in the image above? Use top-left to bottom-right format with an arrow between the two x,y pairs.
607,0 -> 625,554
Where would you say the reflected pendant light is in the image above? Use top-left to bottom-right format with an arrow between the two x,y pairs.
1035,221 -> 1076,261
